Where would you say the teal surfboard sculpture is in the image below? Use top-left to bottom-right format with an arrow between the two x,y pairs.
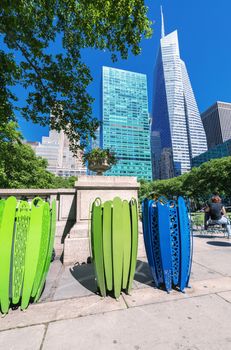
0,196 -> 17,314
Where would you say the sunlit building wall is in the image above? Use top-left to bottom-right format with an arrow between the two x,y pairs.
101,66 -> 152,180
152,10 -> 207,179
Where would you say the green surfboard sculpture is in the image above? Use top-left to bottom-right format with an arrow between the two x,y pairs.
0,196 -> 17,314
12,201 -> 31,305
21,198 -> 45,310
0,200 -> 5,227
127,198 -> 138,294
103,201 -> 113,291
31,201 -> 51,298
92,198 -> 106,297
35,199 -> 57,302
112,197 -> 123,299
91,196 -> 139,299
122,200 -> 132,289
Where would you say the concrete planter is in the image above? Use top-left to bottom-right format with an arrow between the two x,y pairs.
88,160 -> 111,175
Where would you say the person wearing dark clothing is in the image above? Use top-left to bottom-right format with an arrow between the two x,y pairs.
205,195 -> 231,237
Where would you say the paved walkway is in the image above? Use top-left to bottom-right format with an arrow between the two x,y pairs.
0,234 -> 231,349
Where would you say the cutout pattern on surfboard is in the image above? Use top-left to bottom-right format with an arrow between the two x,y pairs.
0,197 -> 56,314
142,196 -> 192,293
12,201 -> 31,304
150,201 -> 163,285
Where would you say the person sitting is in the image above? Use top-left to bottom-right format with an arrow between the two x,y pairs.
204,195 -> 231,238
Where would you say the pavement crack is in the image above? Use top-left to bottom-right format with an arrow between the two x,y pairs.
215,292 -> 231,304
39,323 -> 49,350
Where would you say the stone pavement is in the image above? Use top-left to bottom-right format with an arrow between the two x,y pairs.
0,234 -> 231,349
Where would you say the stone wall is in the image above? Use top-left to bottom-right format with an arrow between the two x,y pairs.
0,188 -> 76,258
0,177 -> 145,264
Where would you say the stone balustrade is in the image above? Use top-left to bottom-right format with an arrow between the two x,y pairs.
0,176 -> 145,264
0,188 -> 76,258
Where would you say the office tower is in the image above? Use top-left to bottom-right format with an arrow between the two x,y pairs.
32,129 -> 87,177
101,66 -> 152,180
151,8 -> 207,179
192,139 -> 231,167
91,127 -> 100,149
201,101 -> 231,149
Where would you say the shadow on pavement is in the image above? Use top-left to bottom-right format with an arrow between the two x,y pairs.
193,233 -> 226,239
70,260 -> 155,293
134,260 -> 154,287
206,241 -> 231,247
70,263 -> 97,293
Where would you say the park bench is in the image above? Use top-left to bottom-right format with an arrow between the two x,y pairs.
191,213 -> 229,238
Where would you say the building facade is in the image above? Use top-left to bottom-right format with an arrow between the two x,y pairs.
192,138 -> 231,167
201,101 -> 231,149
151,9 -> 207,179
101,66 -> 152,180
32,129 -> 87,177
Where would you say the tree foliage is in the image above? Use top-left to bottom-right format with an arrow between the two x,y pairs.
0,121 -> 76,188
0,1 -> 152,152
139,157 -> 231,204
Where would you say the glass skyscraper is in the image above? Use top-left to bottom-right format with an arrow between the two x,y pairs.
151,9 -> 207,179
192,138 -> 231,168
101,66 -> 152,180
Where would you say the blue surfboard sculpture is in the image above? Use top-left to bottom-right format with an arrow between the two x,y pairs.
169,200 -> 180,286
149,201 -> 163,285
177,196 -> 192,292
142,196 -> 192,294
142,199 -> 159,287
157,200 -> 172,292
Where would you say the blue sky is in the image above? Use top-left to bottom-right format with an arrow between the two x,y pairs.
17,0 -> 231,142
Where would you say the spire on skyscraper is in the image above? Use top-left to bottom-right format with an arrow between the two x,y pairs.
161,5 -> 165,38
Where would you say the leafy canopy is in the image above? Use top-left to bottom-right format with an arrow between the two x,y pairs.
139,157 -> 231,204
0,1 -> 152,152
0,121 -> 76,189
83,147 -> 117,165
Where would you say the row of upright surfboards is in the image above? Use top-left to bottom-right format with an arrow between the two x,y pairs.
91,196 -> 192,298
142,196 -> 192,293
0,196 -> 56,314
91,197 -> 138,299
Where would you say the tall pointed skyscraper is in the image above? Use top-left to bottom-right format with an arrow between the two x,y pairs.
151,8 -> 207,179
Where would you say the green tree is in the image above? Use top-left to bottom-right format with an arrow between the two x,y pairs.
139,157 -> 231,204
0,121 -> 76,188
0,1 -> 152,152
51,175 -> 77,189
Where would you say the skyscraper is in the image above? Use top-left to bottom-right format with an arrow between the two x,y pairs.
151,8 -> 207,179
101,66 -> 152,180
201,101 -> 231,149
32,129 -> 87,177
